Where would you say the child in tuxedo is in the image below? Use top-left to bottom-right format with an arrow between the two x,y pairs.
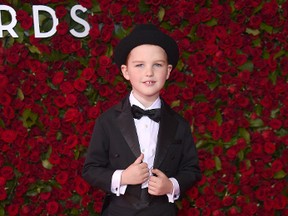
82,24 -> 201,216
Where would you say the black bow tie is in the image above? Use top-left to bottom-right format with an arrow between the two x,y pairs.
131,105 -> 161,122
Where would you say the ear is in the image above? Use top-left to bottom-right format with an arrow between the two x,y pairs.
166,64 -> 173,80
121,65 -> 130,80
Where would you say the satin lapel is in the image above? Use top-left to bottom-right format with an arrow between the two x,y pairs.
116,97 -> 141,158
153,102 -> 178,168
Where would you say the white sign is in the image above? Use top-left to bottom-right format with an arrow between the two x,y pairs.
0,4 -> 90,38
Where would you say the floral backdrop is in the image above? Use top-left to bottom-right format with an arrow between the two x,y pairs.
0,0 -> 288,215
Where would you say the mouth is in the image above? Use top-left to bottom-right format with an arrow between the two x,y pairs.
143,81 -> 156,85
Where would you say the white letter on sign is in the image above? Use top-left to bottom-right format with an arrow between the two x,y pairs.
33,5 -> 59,38
0,5 -> 18,38
70,5 -> 90,38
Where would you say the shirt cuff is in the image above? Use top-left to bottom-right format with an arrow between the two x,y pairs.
166,177 -> 180,203
111,170 -> 127,196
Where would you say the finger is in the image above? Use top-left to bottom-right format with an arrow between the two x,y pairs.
134,153 -> 144,164
151,168 -> 163,177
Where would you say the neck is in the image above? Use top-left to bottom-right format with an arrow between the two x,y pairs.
131,92 -> 159,108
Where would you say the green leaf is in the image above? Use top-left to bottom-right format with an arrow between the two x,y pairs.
208,77 -> 220,90
0,118 -> 5,128
238,150 -> 244,161
249,118 -> 264,128
194,94 -> 207,102
205,18 -> 217,27
91,1 -> 101,13
42,159 -> 53,170
239,128 -> 250,143
237,61 -> 254,72
274,170 -> 286,179
0,207 -> 4,216
17,88 -> 25,100
171,100 -> 180,108
214,156 -> 222,171
215,109 -> 223,125
22,109 -> 39,128
254,104 -> 263,116
260,22 -> 273,34
269,71 -> 278,85
246,28 -> 260,36
158,7 -> 165,22
274,50 -> 286,59
28,45 -> 41,54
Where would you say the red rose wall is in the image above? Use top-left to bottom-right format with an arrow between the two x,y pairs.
0,0 -> 288,215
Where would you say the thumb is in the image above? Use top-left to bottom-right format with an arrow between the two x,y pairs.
134,153 -> 144,164
151,168 -> 163,177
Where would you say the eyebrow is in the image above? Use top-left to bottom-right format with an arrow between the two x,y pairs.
131,60 -> 166,63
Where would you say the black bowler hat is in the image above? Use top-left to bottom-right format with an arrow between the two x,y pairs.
114,24 -> 179,70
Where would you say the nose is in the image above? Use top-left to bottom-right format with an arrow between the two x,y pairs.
145,67 -> 154,77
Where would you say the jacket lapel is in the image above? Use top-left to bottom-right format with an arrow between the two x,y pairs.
116,96 -> 141,158
153,101 -> 178,168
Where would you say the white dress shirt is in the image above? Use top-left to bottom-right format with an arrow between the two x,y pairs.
110,92 -> 180,202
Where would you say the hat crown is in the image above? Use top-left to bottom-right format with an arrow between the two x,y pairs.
114,24 -> 179,70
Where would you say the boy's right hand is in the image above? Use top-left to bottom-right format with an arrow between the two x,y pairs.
121,153 -> 149,185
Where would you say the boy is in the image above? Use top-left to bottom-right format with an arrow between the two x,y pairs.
82,24 -> 201,216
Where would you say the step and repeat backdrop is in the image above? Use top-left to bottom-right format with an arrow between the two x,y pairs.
0,0 -> 287,215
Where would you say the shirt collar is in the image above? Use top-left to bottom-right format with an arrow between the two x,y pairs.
129,92 -> 161,110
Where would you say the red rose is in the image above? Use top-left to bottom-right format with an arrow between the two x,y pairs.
3,106 -> 15,120
99,55 -> 112,68
89,26 -> 101,39
46,201 -> 59,215
271,159 -> 283,172
99,85 -> 113,97
7,204 -> 20,216
56,171 -> 69,185
101,26 -> 113,42
66,134 -> 78,149
79,0 -> 93,9
53,95 -> 66,109
93,201 -> 103,213
1,130 -> 17,143
222,196 -> 234,207
64,108 -> 81,123
269,119 -> 282,130
74,78 -> 87,92
52,71 -> 65,86
74,176 -> 90,195
55,5 -> 67,18
60,81 -> 75,94
1,166 -> 14,180
227,184 -> 238,195
110,3 -> 122,16
65,94 -> 78,106
87,105 -> 101,119
81,194 -> 91,207
0,187 -> 7,201
186,187 -> 199,200
264,142 -> 276,154
0,74 -> 8,92
0,93 -> 12,106
57,22 -> 69,35
20,16 -> 33,30
273,194 -> 287,210
249,15 -> 262,28
81,68 -> 95,80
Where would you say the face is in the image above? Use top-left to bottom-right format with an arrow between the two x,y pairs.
121,44 -> 172,106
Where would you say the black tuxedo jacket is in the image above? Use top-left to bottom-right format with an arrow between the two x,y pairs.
82,95 -> 201,212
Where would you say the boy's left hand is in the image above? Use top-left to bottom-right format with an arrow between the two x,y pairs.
147,169 -> 173,196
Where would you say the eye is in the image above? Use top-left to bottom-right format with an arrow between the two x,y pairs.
135,64 -> 144,67
154,63 -> 163,67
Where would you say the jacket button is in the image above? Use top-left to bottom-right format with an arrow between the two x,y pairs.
114,154 -> 120,158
